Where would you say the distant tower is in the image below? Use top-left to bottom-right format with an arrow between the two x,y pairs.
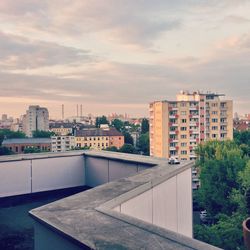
80,104 -> 83,117
77,104 -> 79,117
62,104 -> 64,120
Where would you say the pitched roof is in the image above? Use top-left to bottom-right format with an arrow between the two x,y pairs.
75,128 -> 123,137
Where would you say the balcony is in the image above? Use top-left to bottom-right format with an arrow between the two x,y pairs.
0,151 -> 219,250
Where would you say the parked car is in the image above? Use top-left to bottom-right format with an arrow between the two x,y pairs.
168,157 -> 180,165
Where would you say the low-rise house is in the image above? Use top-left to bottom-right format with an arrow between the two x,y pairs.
2,138 -> 51,154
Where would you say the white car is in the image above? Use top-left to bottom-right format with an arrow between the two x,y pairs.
168,157 -> 180,165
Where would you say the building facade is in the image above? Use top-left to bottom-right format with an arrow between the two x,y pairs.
150,91 -> 233,160
24,106 -> 49,137
75,128 -> 124,150
51,136 -> 76,152
2,138 -> 51,154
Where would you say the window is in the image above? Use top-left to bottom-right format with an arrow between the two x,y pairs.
181,142 -> 187,147
212,111 -> 218,115
181,119 -> 187,123
212,118 -> 218,123
181,127 -> 187,131
212,134 -> 217,138
212,126 -> 218,130
180,102 -> 186,107
181,134 -> 187,139
181,111 -> 186,115
181,150 -> 187,155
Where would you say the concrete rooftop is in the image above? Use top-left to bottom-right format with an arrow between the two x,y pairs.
28,151 -> 221,250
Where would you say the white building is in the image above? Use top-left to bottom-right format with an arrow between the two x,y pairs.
51,136 -> 76,152
24,106 -> 49,137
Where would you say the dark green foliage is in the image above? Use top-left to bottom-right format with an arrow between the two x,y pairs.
194,135 -> 250,249
119,144 -> 137,154
32,130 -> 55,138
194,213 -> 245,250
246,188 -> 250,217
137,132 -> 149,155
195,140 -> 246,216
0,129 -> 25,145
141,118 -> 149,134
234,130 -> 250,146
23,147 -> 42,154
123,132 -> 134,145
104,146 -> 119,152
95,116 -> 109,128
111,119 -> 124,132
0,146 -> 13,155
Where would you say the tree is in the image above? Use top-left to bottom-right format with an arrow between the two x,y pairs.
104,146 -> 119,152
195,140 -> 246,216
194,140 -> 249,249
194,212 -> 245,250
119,144 -> 137,154
141,118 -> 149,134
137,132 -> 149,155
123,131 -> 134,145
111,119 -> 124,132
0,129 -> 25,145
0,146 -> 13,155
24,147 -> 42,154
234,130 -> 250,147
95,116 -> 109,128
32,130 -> 55,138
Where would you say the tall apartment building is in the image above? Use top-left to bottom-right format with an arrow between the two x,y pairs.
150,91 -> 233,160
23,105 -> 49,137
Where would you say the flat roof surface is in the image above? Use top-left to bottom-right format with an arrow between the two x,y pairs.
29,151 -> 221,250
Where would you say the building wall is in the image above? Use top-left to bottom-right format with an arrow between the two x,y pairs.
85,156 -> 149,187
0,155 -> 85,197
150,92 -> 233,160
114,168 -> 193,238
4,142 -> 51,154
24,106 -> 49,137
149,101 -> 168,158
50,127 -> 72,136
75,136 -> 110,150
51,136 -> 75,152
109,135 -> 124,149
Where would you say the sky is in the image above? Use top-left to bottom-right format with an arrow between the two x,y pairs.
0,0 -> 250,119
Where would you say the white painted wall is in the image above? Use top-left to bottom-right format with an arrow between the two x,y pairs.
0,160 -> 31,197
0,155 -> 85,197
32,156 -> 85,193
85,156 -> 149,187
117,168 -> 193,238
0,155 -> 151,197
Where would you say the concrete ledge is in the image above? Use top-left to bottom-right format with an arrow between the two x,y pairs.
29,152 -> 220,249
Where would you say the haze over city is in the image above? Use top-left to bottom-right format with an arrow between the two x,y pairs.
0,1 -> 250,118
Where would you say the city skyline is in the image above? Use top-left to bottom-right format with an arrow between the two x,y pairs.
0,1 -> 250,118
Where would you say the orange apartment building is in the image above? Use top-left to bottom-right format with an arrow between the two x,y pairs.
149,91 -> 233,160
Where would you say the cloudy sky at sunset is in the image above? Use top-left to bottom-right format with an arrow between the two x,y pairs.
0,0 -> 249,118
